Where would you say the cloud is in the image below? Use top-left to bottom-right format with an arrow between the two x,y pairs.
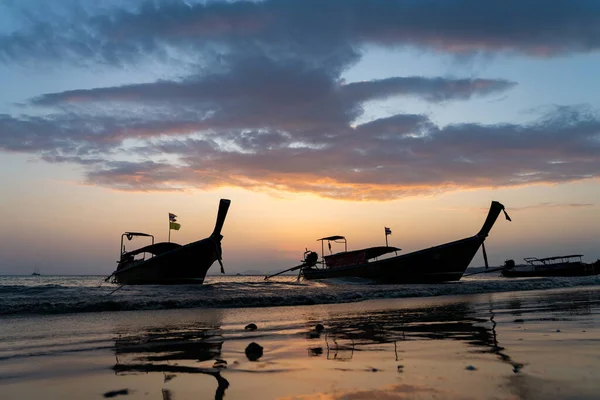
85,106 -> 600,199
1,0 -> 600,67
4,100 -> 598,201
509,202 -> 595,211
463,201 -> 595,214
10,47 -> 514,154
1,1 -> 599,201
0,109 -> 216,154
0,57 -> 523,202
28,57 -> 515,141
32,75 -> 516,108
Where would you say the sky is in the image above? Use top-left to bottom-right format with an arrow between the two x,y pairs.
0,0 -> 599,275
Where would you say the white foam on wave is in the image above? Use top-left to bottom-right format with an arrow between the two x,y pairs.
1,274 -> 599,316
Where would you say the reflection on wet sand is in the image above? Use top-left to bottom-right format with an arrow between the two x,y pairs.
302,289 -> 600,399
306,301 -> 525,370
107,288 -> 600,399
113,322 -> 229,399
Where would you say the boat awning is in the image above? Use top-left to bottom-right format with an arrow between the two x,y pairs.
539,254 -> 583,261
324,246 -> 400,268
317,235 -> 346,241
123,242 -> 182,257
124,232 -> 154,238
525,254 -> 583,263
364,246 -> 401,259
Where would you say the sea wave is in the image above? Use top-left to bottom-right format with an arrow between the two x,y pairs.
1,275 -> 600,316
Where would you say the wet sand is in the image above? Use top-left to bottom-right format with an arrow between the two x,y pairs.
2,286 -> 600,399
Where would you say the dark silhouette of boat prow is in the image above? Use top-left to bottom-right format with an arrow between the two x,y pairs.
267,201 -> 510,283
106,199 -> 231,285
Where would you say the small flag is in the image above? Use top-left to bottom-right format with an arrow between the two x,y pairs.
385,227 -> 392,235
169,213 -> 177,222
170,222 -> 181,231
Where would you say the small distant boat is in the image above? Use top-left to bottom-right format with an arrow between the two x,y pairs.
266,201 -> 511,283
501,255 -> 600,277
31,266 -> 41,276
106,199 -> 231,285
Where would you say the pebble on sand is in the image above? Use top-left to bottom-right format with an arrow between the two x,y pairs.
465,365 -> 477,371
315,324 -> 325,332
245,342 -> 264,361
513,364 -> 524,373
103,389 -> 130,398
245,323 -> 258,331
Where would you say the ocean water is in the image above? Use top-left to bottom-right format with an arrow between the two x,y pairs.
2,276 -> 600,399
2,273 -> 600,316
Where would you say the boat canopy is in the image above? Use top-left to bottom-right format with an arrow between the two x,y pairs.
123,242 -> 182,258
535,254 -> 583,261
324,246 -> 400,268
525,254 -> 583,265
318,235 -> 348,254
317,235 -> 346,241
124,232 -> 154,239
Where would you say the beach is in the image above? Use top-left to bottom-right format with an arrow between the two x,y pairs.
2,281 -> 600,399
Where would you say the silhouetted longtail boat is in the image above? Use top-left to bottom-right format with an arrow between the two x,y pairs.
501,255 -> 600,277
106,199 -> 231,285
266,201 -> 511,283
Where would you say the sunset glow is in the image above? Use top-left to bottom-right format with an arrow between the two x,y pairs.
1,0 -> 599,275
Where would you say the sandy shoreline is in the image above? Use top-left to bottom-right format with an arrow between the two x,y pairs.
2,286 -> 600,399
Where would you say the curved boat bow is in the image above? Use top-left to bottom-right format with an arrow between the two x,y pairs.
108,199 -> 231,285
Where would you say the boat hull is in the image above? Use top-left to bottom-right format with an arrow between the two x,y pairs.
501,263 -> 599,278
302,235 -> 484,283
113,238 -> 220,285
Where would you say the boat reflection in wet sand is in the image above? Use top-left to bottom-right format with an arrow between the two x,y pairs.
107,290 -> 597,399
106,199 -> 231,285
268,201 -> 511,283
501,255 -> 600,278
113,322 -> 229,400
305,301 -> 525,373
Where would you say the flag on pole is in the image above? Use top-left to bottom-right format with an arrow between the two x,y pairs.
168,213 -> 180,242
385,227 -> 392,235
169,213 -> 180,230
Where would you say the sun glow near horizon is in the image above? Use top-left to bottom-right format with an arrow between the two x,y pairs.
1,149 -> 598,275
